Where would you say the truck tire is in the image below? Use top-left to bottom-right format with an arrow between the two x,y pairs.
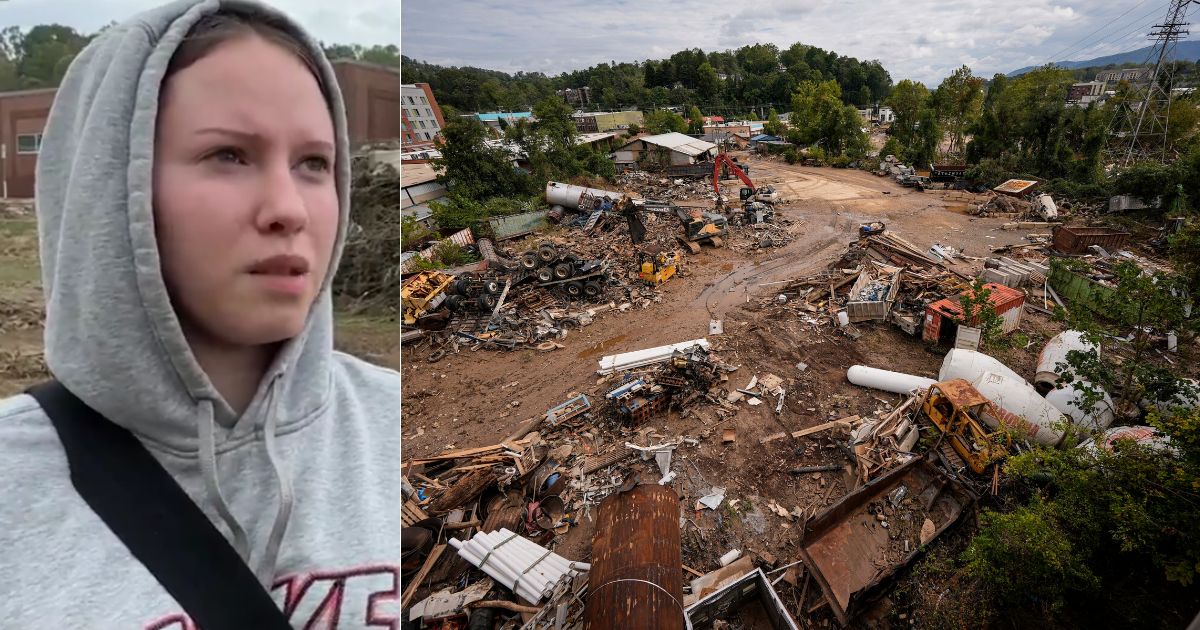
478,294 -> 497,310
446,294 -> 464,311
520,252 -> 540,269
559,253 -> 579,267
536,267 -> 555,282
450,278 -> 469,295
583,281 -> 603,298
538,244 -> 558,262
553,263 -> 573,280
484,279 -> 503,295
565,282 -> 583,298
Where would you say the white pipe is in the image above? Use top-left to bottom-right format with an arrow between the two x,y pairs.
1035,331 -> 1096,394
464,536 -> 555,599
477,535 -> 566,592
847,365 -> 936,395
492,528 -> 592,572
477,533 -> 566,593
459,539 -> 548,602
940,349 -> 1024,384
451,538 -> 544,603
467,537 -> 555,597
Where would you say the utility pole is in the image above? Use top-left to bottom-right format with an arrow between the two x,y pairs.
1115,0 -> 1197,166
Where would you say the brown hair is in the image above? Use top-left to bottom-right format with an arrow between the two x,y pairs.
163,11 -> 325,91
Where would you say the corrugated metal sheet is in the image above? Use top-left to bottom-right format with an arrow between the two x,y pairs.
923,283 -> 1025,343
401,228 -> 476,272
635,132 -> 717,156
403,181 -> 446,208
488,210 -> 548,241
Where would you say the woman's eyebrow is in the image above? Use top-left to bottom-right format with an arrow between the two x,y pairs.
194,128 -> 332,154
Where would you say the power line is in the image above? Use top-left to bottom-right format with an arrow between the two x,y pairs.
1043,0 -> 1156,63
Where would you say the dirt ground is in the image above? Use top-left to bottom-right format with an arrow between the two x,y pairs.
0,204 -> 398,399
400,154 -> 1062,606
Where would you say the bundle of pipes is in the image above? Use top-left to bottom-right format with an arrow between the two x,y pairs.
448,528 -> 591,604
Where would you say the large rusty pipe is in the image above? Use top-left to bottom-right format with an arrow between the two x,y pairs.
586,484 -> 684,630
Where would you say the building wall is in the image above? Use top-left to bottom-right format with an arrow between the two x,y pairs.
331,60 -> 401,148
573,115 -> 599,133
592,111 -> 643,131
401,82 -> 445,146
0,88 -> 55,199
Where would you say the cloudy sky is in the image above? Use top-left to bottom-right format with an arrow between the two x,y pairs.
401,0 -> 1193,86
3,0 -> 400,49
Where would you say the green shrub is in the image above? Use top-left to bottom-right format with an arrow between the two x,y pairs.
784,147 -> 799,164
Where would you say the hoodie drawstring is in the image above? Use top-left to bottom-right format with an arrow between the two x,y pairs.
197,398 -> 250,561
197,375 -> 295,587
257,374 -> 294,585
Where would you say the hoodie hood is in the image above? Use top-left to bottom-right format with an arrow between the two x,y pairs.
34,0 -> 351,585
36,0 -> 351,455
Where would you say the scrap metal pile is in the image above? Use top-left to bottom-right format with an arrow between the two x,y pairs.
403,340 -> 770,628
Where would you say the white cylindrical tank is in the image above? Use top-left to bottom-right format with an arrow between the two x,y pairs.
1035,331 -> 1097,394
544,181 -> 632,209
970,371 -> 1068,447
1045,382 -> 1115,432
940,349 -> 1024,384
1080,425 -> 1175,455
847,365 -> 936,395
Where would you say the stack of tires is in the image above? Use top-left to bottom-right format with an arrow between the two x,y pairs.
444,274 -> 505,313
518,242 -> 607,300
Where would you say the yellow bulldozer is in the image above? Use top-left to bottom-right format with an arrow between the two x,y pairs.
918,379 -> 1012,475
401,270 -> 455,326
638,248 -> 678,287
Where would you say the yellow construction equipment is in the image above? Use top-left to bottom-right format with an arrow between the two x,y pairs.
638,249 -> 678,286
918,379 -> 1012,475
401,270 -> 455,325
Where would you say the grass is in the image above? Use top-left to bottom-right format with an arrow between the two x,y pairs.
0,215 -> 41,293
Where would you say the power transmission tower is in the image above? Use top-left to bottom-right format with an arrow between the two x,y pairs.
1116,0 -> 1197,166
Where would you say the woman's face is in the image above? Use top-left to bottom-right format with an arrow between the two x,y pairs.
153,35 -> 338,348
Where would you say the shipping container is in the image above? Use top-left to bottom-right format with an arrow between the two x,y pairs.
923,283 -> 1024,345
1051,225 -> 1131,255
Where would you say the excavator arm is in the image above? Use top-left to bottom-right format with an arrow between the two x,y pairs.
711,152 -> 756,197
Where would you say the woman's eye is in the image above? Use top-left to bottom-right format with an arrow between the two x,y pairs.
302,156 -> 331,172
210,148 -> 245,164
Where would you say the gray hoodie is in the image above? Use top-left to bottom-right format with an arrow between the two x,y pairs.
0,1 -> 400,627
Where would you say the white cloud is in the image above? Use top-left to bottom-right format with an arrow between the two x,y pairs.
400,0 -> 1184,85
3,0 -> 399,47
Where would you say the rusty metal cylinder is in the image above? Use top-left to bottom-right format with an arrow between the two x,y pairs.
586,484 -> 684,630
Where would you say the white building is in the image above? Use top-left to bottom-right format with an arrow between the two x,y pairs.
401,84 -> 443,144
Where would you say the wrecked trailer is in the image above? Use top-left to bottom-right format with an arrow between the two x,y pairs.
798,454 -> 976,626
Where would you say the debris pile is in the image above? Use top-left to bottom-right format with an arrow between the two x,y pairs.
334,157 -> 401,312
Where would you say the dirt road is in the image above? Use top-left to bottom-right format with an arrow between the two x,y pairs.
401,157 -> 1041,454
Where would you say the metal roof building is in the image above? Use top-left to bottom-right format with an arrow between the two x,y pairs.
611,132 -> 718,170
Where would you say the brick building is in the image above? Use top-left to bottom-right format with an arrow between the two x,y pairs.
0,60 -> 401,199
401,82 -> 445,147
330,59 -> 401,149
0,88 -> 56,199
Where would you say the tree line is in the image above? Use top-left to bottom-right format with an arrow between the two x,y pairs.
401,41 -> 892,115
0,24 -> 398,92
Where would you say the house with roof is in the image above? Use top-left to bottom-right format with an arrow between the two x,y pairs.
609,132 -> 718,171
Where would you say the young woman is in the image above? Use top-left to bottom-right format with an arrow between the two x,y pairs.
0,1 -> 399,626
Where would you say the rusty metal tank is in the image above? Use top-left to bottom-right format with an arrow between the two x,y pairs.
586,483 -> 684,630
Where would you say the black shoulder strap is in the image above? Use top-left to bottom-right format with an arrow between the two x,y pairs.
26,380 -> 292,630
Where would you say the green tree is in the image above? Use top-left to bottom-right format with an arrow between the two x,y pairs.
433,116 -> 532,202
887,79 -> 929,148
764,108 -> 783,136
1052,258 -> 1199,418
686,105 -> 704,134
934,65 -> 984,157
644,109 -> 687,134
696,62 -> 719,99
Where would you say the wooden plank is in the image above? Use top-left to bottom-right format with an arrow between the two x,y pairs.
790,416 -> 858,439
760,431 -> 788,444
682,564 -> 705,578
412,438 -> 531,465
400,543 -> 446,609
427,468 -> 499,514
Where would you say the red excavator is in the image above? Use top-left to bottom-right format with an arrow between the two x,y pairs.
712,153 -> 776,207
